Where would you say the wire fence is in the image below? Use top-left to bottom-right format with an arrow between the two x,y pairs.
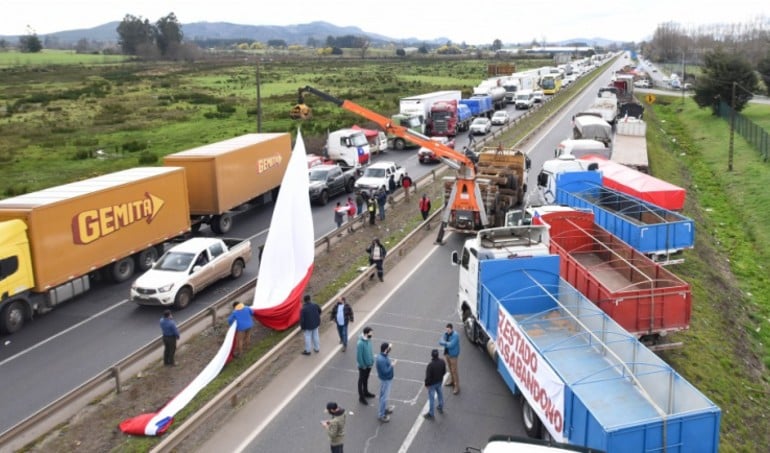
717,100 -> 770,161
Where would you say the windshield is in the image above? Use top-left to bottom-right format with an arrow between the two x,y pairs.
541,78 -> 555,89
308,169 -> 329,181
516,94 -> 530,100
350,133 -> 369,147
472,118 -> 487,125
363,168 -> 386,178
154,252 -> 195,271
493,112 -> 506,118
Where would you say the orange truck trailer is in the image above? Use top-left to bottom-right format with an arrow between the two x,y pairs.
163,133 -> 291,234
0,167 -> 191,334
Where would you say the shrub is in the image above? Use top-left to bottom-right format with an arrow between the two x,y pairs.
137,151 -> 158,164
121,140 -> 148,153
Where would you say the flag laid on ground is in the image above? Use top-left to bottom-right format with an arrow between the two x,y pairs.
119,323 -> 237,436
252,130 -> 315,330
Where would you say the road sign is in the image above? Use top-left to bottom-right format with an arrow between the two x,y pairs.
645,94 -> 656,104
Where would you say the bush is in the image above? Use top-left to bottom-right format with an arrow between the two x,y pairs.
73,150 -> 91,160
137,151 -> 158,164
122,140 -> 148,153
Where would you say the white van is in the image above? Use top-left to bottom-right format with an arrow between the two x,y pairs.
555,139 -> 611,159
515,90 -> 535,110
325,128 -> 371,168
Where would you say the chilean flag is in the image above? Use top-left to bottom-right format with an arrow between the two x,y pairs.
119,323 -> 237,436
252,130 -> 315,330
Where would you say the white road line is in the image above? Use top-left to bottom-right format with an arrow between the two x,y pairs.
397,400 -> 431,453
233,237 -> 446,453
0,299 -> 130,367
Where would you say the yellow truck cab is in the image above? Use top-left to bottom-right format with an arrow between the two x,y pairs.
0,219 -> 35,333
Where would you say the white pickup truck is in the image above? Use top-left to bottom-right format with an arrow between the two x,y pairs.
131,237 -> 252,309
353,160 -> 406,195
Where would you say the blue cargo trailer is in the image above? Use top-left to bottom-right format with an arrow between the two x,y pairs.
460,95 -> 494,118
553,171 -> 694,260
474,253 -> 720,452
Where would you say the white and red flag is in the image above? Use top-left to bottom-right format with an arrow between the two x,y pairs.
252,130 -> 315,330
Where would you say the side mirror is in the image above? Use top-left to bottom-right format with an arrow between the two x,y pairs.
450,250 -> 459,266
192,265 -> 202,273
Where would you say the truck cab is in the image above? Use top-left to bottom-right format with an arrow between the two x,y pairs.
325,128 -> 371,167
0,220 -> 35,334
536,155 -> 601,205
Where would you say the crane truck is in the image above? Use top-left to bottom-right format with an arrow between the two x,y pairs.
290,86 -> 529,241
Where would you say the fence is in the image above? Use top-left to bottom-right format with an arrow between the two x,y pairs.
718,100 -> 770,161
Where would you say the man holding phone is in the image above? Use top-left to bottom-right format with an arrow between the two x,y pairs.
356,326 -> 376,405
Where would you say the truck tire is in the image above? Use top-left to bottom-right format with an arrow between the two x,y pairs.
135,247 -> 160,272
173,287 -> 193,309
230,259 -> 244,279
462,316 -> 477,344
318,190 -> 329,206
521,397 -> 542,438
211,212 -> 233,235
1,300 -> 27,334
111,257 -> 135,283
394,138 -> 406,151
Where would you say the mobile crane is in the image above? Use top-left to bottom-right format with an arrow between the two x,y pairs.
291,86 -> 492,242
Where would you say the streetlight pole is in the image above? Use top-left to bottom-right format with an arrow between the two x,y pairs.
255,58 -> 262,133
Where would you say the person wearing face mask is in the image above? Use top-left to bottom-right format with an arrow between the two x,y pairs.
356,326 -> 376,405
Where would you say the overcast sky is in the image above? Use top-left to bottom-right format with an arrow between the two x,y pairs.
2,0 -> 767,44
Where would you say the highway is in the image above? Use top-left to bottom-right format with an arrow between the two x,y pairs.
0,56 -> 627,437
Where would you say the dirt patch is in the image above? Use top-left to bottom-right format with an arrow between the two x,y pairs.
24,177 -> 446,453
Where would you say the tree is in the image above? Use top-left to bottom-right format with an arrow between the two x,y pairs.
758,52 -> 770,95
492,39 -> 503,51
306,37 -> 319,48
418,45 -> 428,54
267,39 -> 287,48
155,13 -> 183,58
693,48 -> 758,114
117,14 -> 154,56
74,38 -> 90,54
19,27 -> 42,53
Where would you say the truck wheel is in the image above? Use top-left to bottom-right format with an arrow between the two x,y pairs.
462,316 -> 476,343
1,300 -> 27,334
521,397 -> 542,438
174,287 -> 193,309
230,259 -> 245,279
111,257 -> 135,283
394,138 -> 406,151
135,247 -> 160,272
319,190 -> 329,206
211,213 -> 233,235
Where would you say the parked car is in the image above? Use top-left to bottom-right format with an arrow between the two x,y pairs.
418,137 -> 455,164
515,90 -> 535,110
490,110 -> 510,125
469,117 -> 492,135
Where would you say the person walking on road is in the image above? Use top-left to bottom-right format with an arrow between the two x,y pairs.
376,342 -> 396,422
366,238 -> 387,282
367,197 -> 377,226
376,188 -> 387,221
321,402 -> 346,453
330,297 -> 354,352
300,294 -> 322,355
440,323 -> 461,394
228,302 -> 254,358
356,326 -> 376,405
419,194 -> 432,221
423,349 -> 446,419
160,310 -> 180,366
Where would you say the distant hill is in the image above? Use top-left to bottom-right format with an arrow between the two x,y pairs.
0,21 -> 617,48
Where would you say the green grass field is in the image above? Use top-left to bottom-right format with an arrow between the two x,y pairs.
0,49 -> 128,66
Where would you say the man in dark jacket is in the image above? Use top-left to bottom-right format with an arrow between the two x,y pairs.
330,297 -> 354,351
300,294 -> 322,355
376,342 -> 396,422
366,238 -> 387,282
376,188 -> 387,221
423,349 -> 446,419
160,310 -> 180,366
356,326 -> 376,405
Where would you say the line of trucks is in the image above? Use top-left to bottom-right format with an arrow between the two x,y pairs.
0,133 -> 292,334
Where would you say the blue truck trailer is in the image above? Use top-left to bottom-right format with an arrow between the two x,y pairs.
544,170 -> 694,261
453,226 -> 720,452
460,95 -> 494,118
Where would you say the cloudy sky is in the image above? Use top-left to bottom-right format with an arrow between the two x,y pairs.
2,0 -> 767,44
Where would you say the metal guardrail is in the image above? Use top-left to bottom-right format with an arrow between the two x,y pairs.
0,163 -> 450,452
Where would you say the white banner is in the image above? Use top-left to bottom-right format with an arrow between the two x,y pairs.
496,306 -> 566,442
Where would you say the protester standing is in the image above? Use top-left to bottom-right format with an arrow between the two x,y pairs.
160,310 -> 180,366
330,297 -> 354,351
439,323 -> 461,394
366,238 -> 387,282
376,188 -> 387,221
401,172 -> 413,201
356,326 -> 376,405
321,402 -> 346,453
334,202 -> 345,229
355,191 -> 365,216
346,197 -> 356,222
300,294 -> 322,355
419,194 -> 432,221
228,302 -> 254,358
423,349 -> 446,419
387,174 -> 397,194
376,342 -> 396,422
367,198 -> 377,226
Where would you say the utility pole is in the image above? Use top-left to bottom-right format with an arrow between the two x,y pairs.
255,59 -> 262,133
728,82 -> 736,172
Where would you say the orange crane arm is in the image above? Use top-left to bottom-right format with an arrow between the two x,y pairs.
293,86 -> 476,173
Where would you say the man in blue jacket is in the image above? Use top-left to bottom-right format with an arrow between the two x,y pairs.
356,326 -> 376,405
376,342 -> 396,422
300,294 -> 322,355
439,323 -> 461,394
228,302 -> 254,358
160,310 -> 180,366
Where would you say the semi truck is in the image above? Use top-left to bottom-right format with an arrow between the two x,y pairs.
473,85 -> 507,110
400,90 -> 462,135
572,115 -> 612,147
0,167 -> 191,334
537,169 -> 695,261
163,133 -> 292,234
584,92 -> 618,126
610,117 -> 648,173
388,113 -> 423,150
429,100 -> 472,137
460,95 -> 494,118
452,225 -> 721,452
525,206 -> 692,345
322,128 -> 371,167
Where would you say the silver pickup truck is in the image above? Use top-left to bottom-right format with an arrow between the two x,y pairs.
130,237 -> 252,309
